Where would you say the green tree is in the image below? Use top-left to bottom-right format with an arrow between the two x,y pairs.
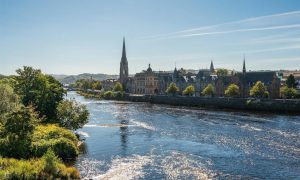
216,69 -> 228,77
0,106 -> 39,158
92,81 -> 102,90
0,83 -> 20,122
202,84 -> 214,96
113,82 -> 123,92
249,81 -> 269,98
56,99 -> 89,130
15,66 -> 65,121
166,83 -> 179,95
286,74 -> 297,88
224,84 -> 240,97
183,85 -> 195,96
281,86 -> 297,99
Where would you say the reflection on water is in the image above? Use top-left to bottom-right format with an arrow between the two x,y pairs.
67,92 -> 300,179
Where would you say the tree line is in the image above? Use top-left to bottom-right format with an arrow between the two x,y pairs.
165,74 -> 299,99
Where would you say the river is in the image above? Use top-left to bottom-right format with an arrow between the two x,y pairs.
67,92 -> 300,179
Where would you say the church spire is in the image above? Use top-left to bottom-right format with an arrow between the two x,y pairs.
122,37 -> 127,59
243,55 -> 246,73
210,60 -> 214,73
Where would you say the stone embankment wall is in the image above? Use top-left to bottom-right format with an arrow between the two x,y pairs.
122,94 -> 300,113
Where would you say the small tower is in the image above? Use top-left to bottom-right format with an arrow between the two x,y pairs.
243,55 -> 246,74
120,37 -> 129,87
210,60 -> 215,73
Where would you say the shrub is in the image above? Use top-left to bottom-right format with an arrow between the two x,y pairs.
113,82 -> 123,92
103,91 -> 114,98
281,86 -> 297,99
31,125 -> 79,161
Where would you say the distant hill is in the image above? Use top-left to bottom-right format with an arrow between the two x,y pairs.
51,73 -> 119,84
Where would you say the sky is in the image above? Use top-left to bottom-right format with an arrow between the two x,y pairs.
1,0 -> 300,75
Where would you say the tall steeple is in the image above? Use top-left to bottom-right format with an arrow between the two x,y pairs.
120,37 -> 129,88
122,37 -> 126,59
210,60 -> 215,73
243,55 -> 246,74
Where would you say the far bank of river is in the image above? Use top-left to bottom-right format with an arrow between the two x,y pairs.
67,91 -> 300,179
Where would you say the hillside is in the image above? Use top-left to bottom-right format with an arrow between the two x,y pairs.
52,73 -> 119,84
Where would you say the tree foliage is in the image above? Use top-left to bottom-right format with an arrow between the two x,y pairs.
0,106 -> 39,159
0,83 -> 20,122
216,69 -> 228,77
286,74 -> 297,88
281,86 -> 297,99
113,82 -> 123,92
57,99 -> 89,130
15,66 -> 65,121
183,85 -> 195,96
224,84 -> 240,97
166,82 -> 179,95
202,84 -> 214,96
249,81 -> 269,98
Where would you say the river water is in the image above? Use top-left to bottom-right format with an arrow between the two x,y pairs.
67,92 -> 300,179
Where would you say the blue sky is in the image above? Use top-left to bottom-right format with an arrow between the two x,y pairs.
1,0 -> 300,75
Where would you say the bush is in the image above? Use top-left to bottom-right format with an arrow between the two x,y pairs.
31,125 -> 79,161
281,86 -> 297,99
0,153 -> 80,179
103,91 -> 114,98
113,82 -> 123,92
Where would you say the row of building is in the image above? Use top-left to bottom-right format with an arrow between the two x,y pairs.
118,38 -> 297,99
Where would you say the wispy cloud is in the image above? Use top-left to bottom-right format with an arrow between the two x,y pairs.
144,10 -> 300,40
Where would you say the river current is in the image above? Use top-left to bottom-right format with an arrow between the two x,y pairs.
67,92 -> 300,179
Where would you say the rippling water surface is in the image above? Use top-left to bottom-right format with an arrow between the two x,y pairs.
67,92 -> 300,179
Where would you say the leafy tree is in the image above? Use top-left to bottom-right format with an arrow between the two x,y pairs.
183,85 -> 195,96
92,81 -> 102,90
15,66 -> 65,121
0,83 -> 20,122
56,99 -> 89,130
166,82 -> 179,95
202,84 -> 214,96
224,84 -> 240,97
286,74 -> 297,88
113,82 -> 123,92
281,86 -> 297,99
0,106 -> 39,158
42,149 -> 60,174
249,81 -> 269,98
216,69 -> 228,77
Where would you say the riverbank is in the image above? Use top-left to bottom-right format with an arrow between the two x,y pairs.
119,94 -> 300,114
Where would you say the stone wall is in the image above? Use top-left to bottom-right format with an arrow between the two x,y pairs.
122,94 -> 300,113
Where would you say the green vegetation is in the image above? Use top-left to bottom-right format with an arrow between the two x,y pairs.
286,74 -> 298,88
281,86 -> 298,99
202,84 -> 214,96
0,150 -> 80,179
57,99 -> 89,130
0,66 -> 89,178
225,84 -> 240,97
74,79 -> 102,91
113,82 -> 123,92
249,81 -> 269,98
166,83 -> 179,95
216,68 -> 228,77
183,85 -> 195,96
